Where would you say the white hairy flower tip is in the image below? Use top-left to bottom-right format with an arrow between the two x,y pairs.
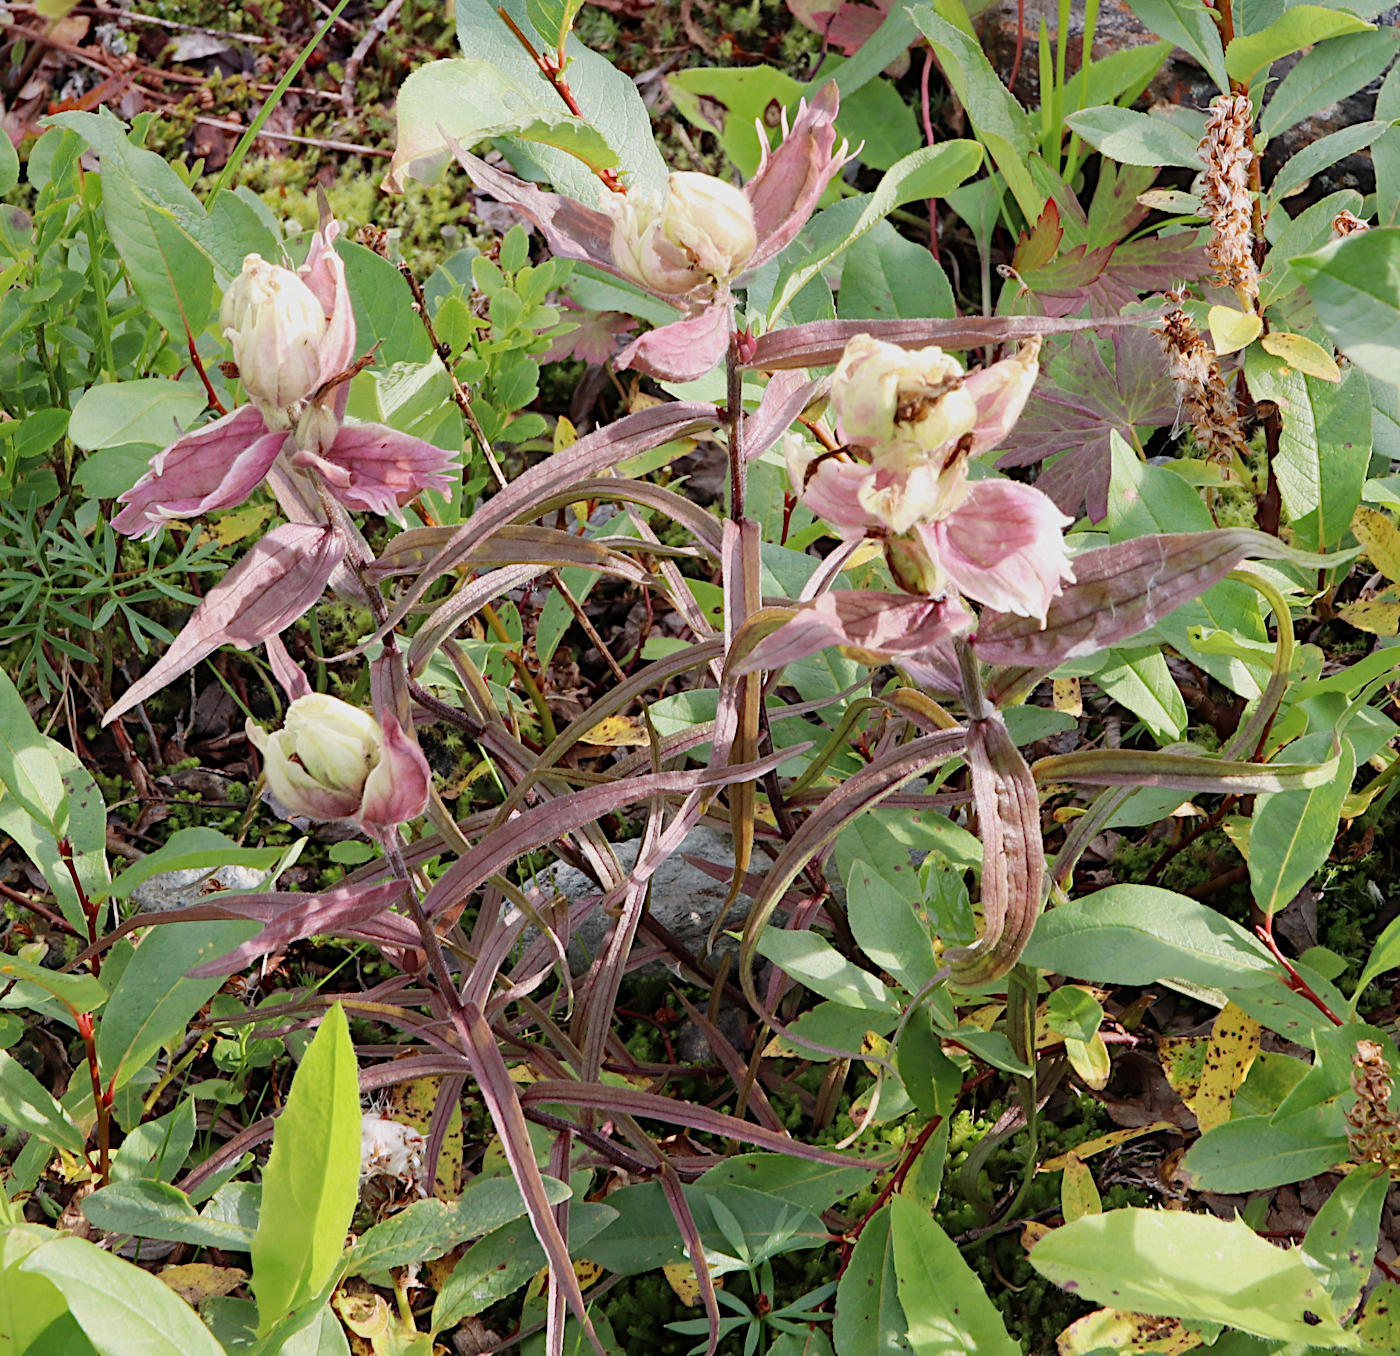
609,172 -> 756,294
220,254 -> 327,420
1198,95 -> 1260,308
360,1111 -> 427,1196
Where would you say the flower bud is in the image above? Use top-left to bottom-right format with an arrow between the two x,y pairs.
830,335 -> 977,456
248,694 -> 428,826
610,172 -> 757,295
221,255 -> 327,422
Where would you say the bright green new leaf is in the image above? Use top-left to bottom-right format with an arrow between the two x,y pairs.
755,928 -> 900,1012
1063,105 -> 1203,168
21,1233 -> 227,1356
0,953 -> 106,1015
386,58 -> 619,193
1029,1208 -> 1352,1343
667,65 -> 806,178
251,1003 -> 360,1335
0,666 -> 69,839
68,379 -> 208,452
889,1195 -> 1020,1355
524,0 -> 584,52
1226,6 -> 1373,85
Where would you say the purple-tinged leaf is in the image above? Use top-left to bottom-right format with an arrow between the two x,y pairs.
351,402 -> 721,659
187,879 -> 407,977
947,714 -> 1043,986
616,300 -> 733,383
995,329 -> 1178,521
105,524 -> 346,725
741,313 -> 1159,370
521,1081 -> 879,1167
369,525 -> 653,583
746,370 -> 824,463
973,529 -> 1355,681
420,750 -> 797,920
1033,746 -> 1340,794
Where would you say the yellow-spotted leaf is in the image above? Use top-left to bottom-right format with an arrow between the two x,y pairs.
1260,331 -> 1341,382
1022,1219 -> 1054,1250
553,416 -> 578,452
1208,305 -> 1262,355
158,1264 -> 246,1304
1352,507 -> 1400,584
1053,678 -> 1083,717
662,1260 -> 721,1306
1159,1037 -> 1208,1103
1060,1153 -> 1101,1222
579,715 -> 650,747
1186,1003 -> 1260,1133
1057,1307 -> 1206,1354
1337,597 -> 1400,636
1040,1123 -> 1181,1171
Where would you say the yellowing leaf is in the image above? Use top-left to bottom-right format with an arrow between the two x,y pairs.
1159,1037 -> 1208,1102
1352,507 -> 1400,584
1208,304 -> 1263,356
1060,1153 -> 1101,1222
1260,331 -> 1341,382
579,714 -> 650,747
1186,1002 -> 1260,1132
1064,1032 -> 1112,1090
1040,1123 -> 1181,1171
553,416 -> 578,452
1053,677 -> 1082,717
1337,598 -> 1400,636
663,1260 -> 722,1306
1022,1219 -> 1054,1249
841,540 -> 884,571
1057,1307 -> 1205,1354
201,501 -> 275,548
159,1264 -> 246,1304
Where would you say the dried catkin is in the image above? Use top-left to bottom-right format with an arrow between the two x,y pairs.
1345,1038 -> 1400,1172
1332,209 -> 1370,240
1198,94 -> 1260,308
1154,307 -> 1250,463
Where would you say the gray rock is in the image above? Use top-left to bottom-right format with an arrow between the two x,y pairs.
129,865 -> 268,914
534,824 -> 742,975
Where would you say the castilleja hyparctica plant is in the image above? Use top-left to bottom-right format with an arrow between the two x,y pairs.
8,1 -> 1400,1353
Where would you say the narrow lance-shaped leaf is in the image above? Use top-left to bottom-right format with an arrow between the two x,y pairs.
948,713 -> 1044,987
1033,744 -> 1341,795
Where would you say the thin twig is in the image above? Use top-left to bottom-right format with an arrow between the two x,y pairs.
340,0 -> 408,115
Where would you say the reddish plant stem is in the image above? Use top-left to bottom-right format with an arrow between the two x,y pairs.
495,7 -> 626,194
1256,917 -> 1344,1026
57,837 -> 101,977
836,1117 -> 943,1274
185,333 -> 227,416
920,46 -> 940,264
76,1011 -> 112,1181
1008,0 -> 1026,93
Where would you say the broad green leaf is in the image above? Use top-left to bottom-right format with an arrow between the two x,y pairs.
0,666 -> 68,838
1270,120 -> 1393,204
0,120 -> 17,195
1179,1106 -> 1347,1191
1022,885 -> 1275,991
345,1175 -> 569,1276
1249,733 -> 1356,918
1263,28 -> 1400,140
1246,354 -> 1371,554
0,953 -> 106,1015
110,1096 -> 197,1182
1123,0 -> 1229,92
778,999 -> 897,1060
1292,228 -> 1400,384
430,1203 -> 614,1333
97,921 -> 259,1091
106,827 -> 285,899
0,1224 -> 96,1356
908,9 -> 1040,219
768,139 -> 982,321
337,240 -> 434,367
1063,106 -> 1203,168
837,220 -> 956,321
454,0 -> 665,198
697,1155 -> 879,1215
22,1233 -> 227,1356
82,1179 -> 258,1251
1029,1208 -> 1350,1343
523,0 -> 584,51
386,58 -> 619,191
0,1049 -> 88,1155
68,379 -> 208,452
834,1205 -> 912,1355
1226,6 -> 1373,84
1302,1163 -> 1388,1317
1094,648 -> 1188,743
755,928 -> 900,1012
1045,987 -> 1104,1044
896,1009 -> 962,1118
49,109 -> 217,336
251,1004 -> 360,1335
846,857 -> 941,995
889,1195 -> 1018,1355
1359,1280 -> 1400,1349
666,65 -> 807,178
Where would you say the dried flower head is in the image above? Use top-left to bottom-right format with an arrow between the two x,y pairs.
1198,94 -> 1260,308
360,1110 -> 427,1197
1332,209 -> 1370,241
1154,307 -> 1250,464
1345,1038 -> 1400,1172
